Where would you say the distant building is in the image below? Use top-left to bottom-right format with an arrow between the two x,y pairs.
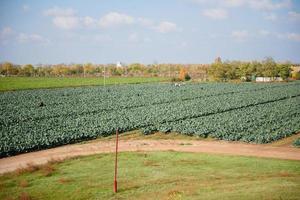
256,77 -> 282,82
214,57 -> 222,63
116,61 -> 124,68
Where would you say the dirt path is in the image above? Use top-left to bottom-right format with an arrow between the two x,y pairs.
0,139 -> 300,174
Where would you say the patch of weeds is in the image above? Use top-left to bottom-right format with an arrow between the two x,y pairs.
58,178 -> 73,184
167,190 -> 183,200
293,138 -> 300,147
19,180 -> 29,188
19,192 -> 32,200
179,143 -> 192,146
15,163 -> 40,175
41,164 -> 55,177
48,157 -> 64,165
143,160 -> 160,167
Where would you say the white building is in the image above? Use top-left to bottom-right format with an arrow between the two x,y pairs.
116,61 -> 123,68
256,77 -> 282,82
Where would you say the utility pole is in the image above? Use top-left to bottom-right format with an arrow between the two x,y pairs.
114,129 -> 119,193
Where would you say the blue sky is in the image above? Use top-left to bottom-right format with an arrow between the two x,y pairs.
0,0 -> 300,64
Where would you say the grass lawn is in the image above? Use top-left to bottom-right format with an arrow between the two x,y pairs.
0,77 -> 168,91
0,152 -> 299,200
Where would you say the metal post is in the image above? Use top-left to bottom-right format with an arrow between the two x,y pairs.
114,129 -> 119,193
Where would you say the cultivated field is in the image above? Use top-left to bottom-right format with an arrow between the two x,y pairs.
1,81 -> 300,157
0,77 -> 167,91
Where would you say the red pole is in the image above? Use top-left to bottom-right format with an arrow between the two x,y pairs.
114,129 -> 119,193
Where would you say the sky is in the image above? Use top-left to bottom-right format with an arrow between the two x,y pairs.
0,0 -> 300,64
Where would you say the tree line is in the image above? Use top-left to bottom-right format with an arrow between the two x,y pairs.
0,62 -> 208,79
208,57 -> 298,81
0,57 -> 299,81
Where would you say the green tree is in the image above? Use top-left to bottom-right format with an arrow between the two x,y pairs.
22,64 -> 35,76
208,62 -> 226,81
224,62 -> 238,80
1,62 -> 14,76
277,63 -> 291,80
262,57 -> 277,78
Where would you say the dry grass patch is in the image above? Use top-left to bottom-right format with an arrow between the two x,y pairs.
167,190 -> 183,200
48,157 -> 64,165
19,192 -> 32,200
14,161 -> 57,177
19,180 -> 29,188
41,164 -> 55,177
15,163 -> 40,175
58,178 -> 73,184
143,160 -> 160,167
173,159 -> 206,166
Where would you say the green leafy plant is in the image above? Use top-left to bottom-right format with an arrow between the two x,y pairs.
1,82 -> 300,157
293,138 -> 300,147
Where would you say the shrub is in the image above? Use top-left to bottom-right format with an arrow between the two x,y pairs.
19,192 -> 32,200
292,72 -> 300,80
171,77 -> 182,82
184,73 -> 191,81
19,180 -> 29,188
293,138 -> 300,147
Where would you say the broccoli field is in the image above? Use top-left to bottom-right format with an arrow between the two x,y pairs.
1,81 -> 300,157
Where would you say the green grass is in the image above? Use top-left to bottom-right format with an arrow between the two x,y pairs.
1,152 -> 299,200
0,77 -> 168,91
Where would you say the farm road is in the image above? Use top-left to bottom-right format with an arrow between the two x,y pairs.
0,139 -> 300,174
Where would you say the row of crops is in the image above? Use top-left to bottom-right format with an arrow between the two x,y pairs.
1,81 -> 300,157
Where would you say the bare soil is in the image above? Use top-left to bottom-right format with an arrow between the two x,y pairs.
1,137 -> 299,174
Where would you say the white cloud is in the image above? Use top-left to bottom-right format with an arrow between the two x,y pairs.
44,7 -> 80,30
82,16 -> 97,27
248,0 -> 291,11
144,37 -> 152,42
1,27 -> 49,45
223,0 -> 246,7
128,33 -> 139,42
44,8 -> 179,34
288,11 -> 300,21
0,27 -> 15,44
231,30 -> 249,41
128,33 -> 152,43
287,33 -> 300,41
202,8 -> 228,20
94,35 -> 112,43
193,0 -> 291,11
17,33 -> 50,44
98,12 -> 134,28
264,13 -> 277,21
258,29 -> 270,36
0,27 -> 14,38
22,5 -> 30,12
180,41 -> 188,47
17,33 -> 49,43
52,16 -> 80,30
79,34 -> 112,43
273,32 -> 300,41
137,18 -> 179,33
44,7 -> 76,17
137,17 -> 154,28
154,21 -> 178,33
